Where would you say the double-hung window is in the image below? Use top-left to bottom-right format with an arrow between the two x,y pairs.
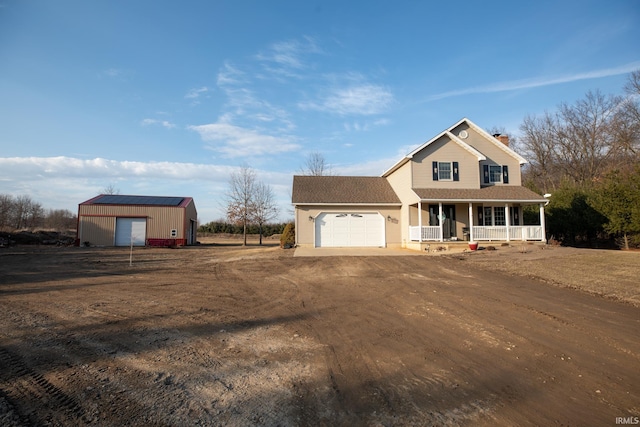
432,161 -> 459,181
489,165 -> 502,183
493,207 -> 506,226
483,164 -> 510,184
438,162 -> 452,180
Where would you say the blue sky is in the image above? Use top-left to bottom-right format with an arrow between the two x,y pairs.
1,0 -> 639,223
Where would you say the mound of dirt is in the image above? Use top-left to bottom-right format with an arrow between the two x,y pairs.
0,231 -> 75,247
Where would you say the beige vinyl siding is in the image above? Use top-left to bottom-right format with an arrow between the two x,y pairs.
386,161 -> 418,204
451,124 -> 522,186
384,161 -> 417,244
412,135 -> 481,189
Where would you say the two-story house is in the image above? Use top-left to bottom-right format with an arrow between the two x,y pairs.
292,118 -> 547,250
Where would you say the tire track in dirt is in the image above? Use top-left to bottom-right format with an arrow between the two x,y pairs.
0,346 -> 85,425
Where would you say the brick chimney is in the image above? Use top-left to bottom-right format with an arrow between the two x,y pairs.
493,133 -> 509,146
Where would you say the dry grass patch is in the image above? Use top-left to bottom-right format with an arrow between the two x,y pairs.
460,246 -> 640,306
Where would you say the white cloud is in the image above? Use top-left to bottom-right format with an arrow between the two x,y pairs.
427,61 -> 640,101
0,157 -> 295,222
140,118 -> 176,129
300,83 -> 394,116
189,122 -> 300,158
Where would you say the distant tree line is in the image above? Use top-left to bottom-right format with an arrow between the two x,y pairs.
0,194 -> 77,231
198,220 -> 289,237
515,70 -> 640,248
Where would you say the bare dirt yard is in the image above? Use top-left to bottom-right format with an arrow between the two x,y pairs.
0,237 -> 639,426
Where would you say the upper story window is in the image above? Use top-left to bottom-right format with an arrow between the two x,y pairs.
432,161 -> 459,182
483,164 -> 509,184
489,165 -> 502,183
438,162 -> 452,180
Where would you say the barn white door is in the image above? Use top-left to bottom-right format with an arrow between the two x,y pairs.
115,218 -> 147,246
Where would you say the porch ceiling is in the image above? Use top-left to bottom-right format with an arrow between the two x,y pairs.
412,186 -> 546,203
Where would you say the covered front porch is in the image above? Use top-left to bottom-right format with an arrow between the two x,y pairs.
408,201 -> 547,243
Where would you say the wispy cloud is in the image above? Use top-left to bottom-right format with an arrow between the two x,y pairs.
185,86 -> 211,99
99,68 -> 133,80
216,60 -> 295,131
188,120 -> 299,158
140,118 -> 176,129
255,36 -> 322,78
343,118 -> 390,132
217,61 -> 246,86
102,68 -> 123,78
426,61 -> 640,101
300,83 -> 394,116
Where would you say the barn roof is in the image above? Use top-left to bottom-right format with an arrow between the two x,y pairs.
80,195 -> 192,207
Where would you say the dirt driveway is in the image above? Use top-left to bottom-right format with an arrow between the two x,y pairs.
0,242 -> 638,426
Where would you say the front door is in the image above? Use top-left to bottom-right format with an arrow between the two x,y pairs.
429,205 -> 456,239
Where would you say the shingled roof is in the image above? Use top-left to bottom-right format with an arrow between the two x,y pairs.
292,176 -> 401,204
412,186 -> 546,202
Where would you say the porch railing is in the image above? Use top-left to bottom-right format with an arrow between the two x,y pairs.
409,225 -> 544,241
409,226 -> 441,241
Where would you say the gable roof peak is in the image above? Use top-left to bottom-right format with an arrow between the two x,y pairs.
451,118 -> 528,165
382,117 -> 528,177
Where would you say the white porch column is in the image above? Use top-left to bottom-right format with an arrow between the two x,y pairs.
505,204 -> 510,242
438,202 -> 444,242
468,202 -> 474,242
418,201 -> 423,242
540,203 -> 547,242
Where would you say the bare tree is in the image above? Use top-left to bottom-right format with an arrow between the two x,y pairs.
624,69 -> 640,95
615,69 -> 640,163
251,182 -> 279,245
7,195 -> 44,230
300,151 -> 332,176
518,89 -> 633,191
225,166 -> 257,246
44,209 -> 77,231
103,184 -> 120,195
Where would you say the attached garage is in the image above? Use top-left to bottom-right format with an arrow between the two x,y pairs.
315,212 -> 385,247
292,176 -> 403,249
77,195 -> 198,247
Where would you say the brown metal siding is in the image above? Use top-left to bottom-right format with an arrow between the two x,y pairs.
78,204 -> 194,245
78,216 -> 115,246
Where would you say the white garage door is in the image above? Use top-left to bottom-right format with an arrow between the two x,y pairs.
115,218 -> 147,246
315,213 -> 385,247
